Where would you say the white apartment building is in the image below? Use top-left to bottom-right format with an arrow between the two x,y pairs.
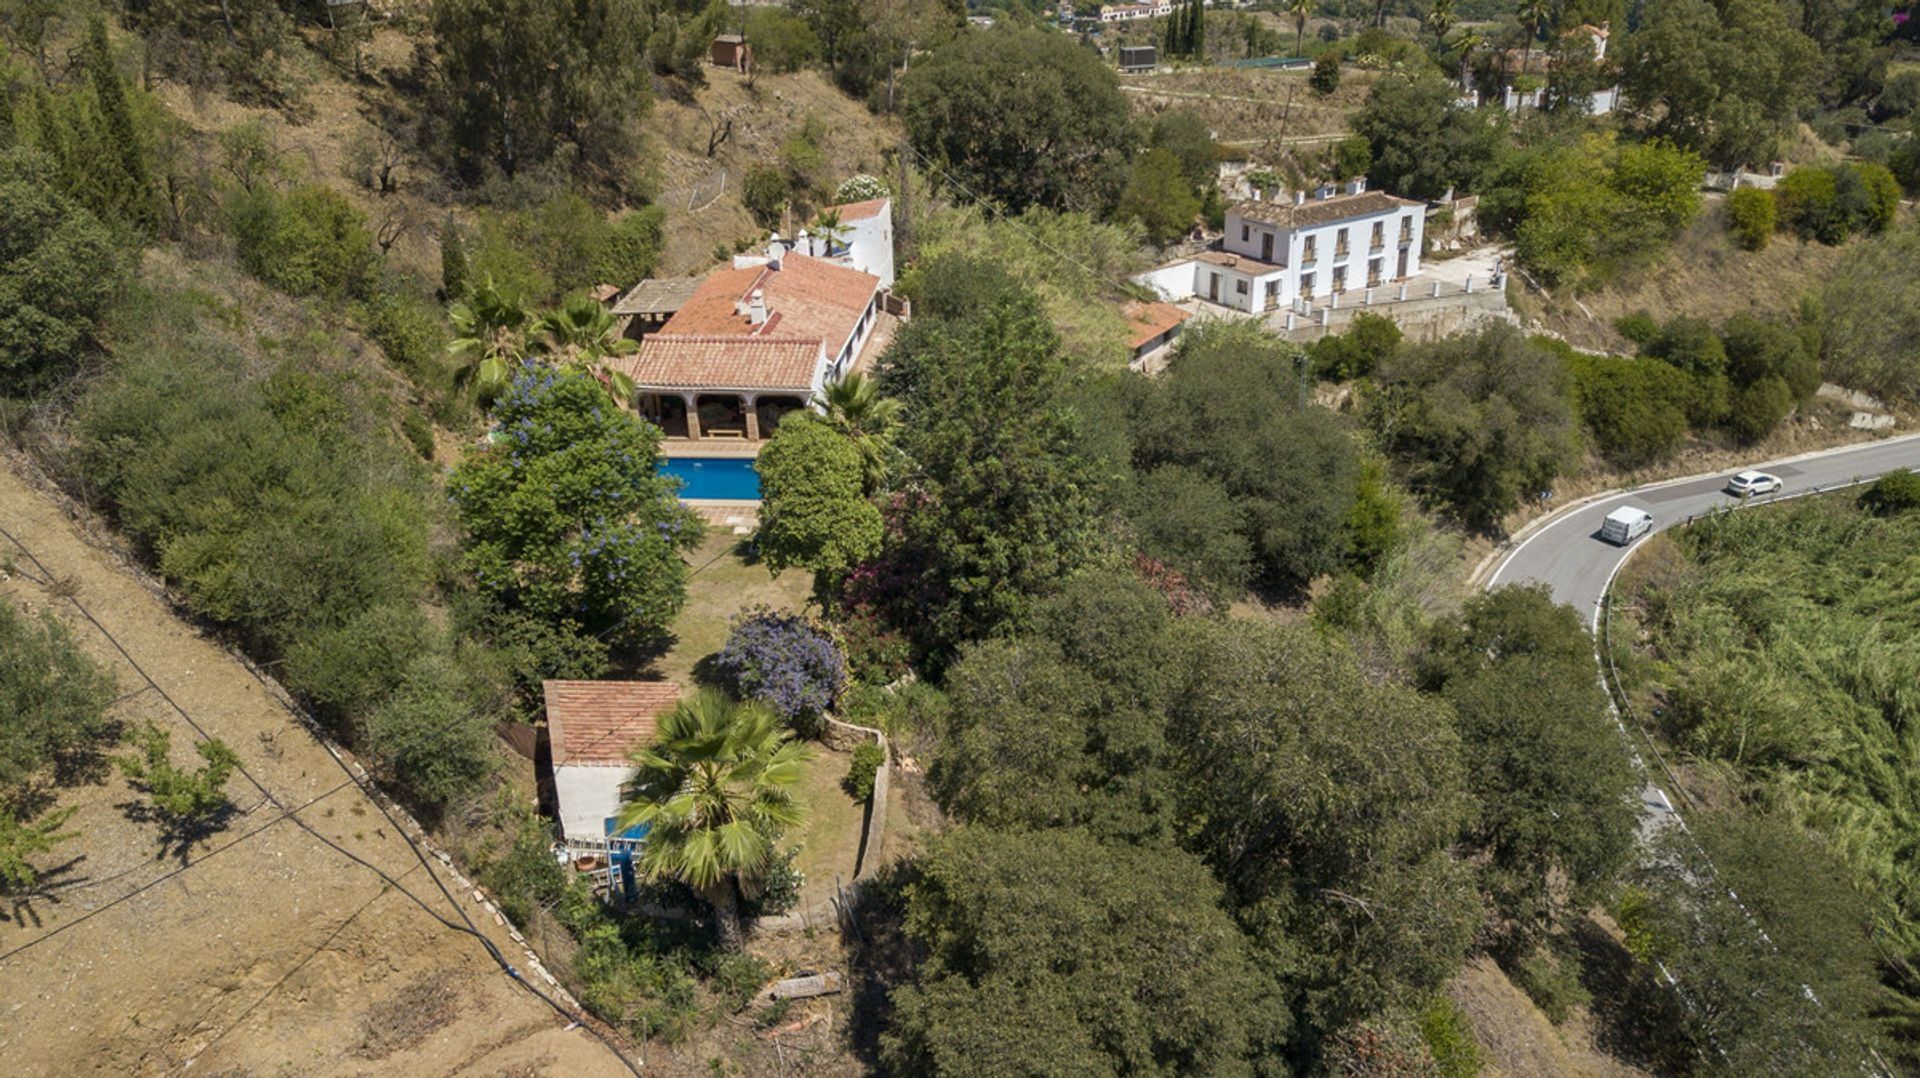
1137,179 -> 1426,314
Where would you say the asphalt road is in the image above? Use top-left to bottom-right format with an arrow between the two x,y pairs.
1486,433 -> 1920,828
1487,432 -> 1920,629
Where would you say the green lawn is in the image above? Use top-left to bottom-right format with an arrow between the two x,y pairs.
651,526 -> 815,689
788,747 -> 866,907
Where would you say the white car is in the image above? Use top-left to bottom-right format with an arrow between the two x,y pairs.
1726,470 -> 1783,497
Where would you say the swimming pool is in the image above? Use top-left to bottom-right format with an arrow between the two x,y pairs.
659,456 -> 761,501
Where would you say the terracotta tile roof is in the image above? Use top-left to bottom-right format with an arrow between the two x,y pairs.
825,197 -> 889,222
543,680 -> 682,767
660,254 -> 879,358
1234,191 -> 1422,230
1123,300 -> 1190,349
613,335 -> 824,392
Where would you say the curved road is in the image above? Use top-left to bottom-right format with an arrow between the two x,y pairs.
1486,432 -> 1920,827
1488,432 -> 1920,628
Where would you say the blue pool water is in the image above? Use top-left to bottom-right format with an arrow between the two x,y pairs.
659,457 -> 761,501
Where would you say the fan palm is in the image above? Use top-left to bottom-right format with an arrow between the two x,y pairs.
814,372 -> 901,493
613,690 -> 810,951
1426,0 -> 1457,55
1516,0 -> 1551,76
811,208 -> 852,257
448,277 -> 533,403
532,295 -> 638,406
1287,0 -> 1314,56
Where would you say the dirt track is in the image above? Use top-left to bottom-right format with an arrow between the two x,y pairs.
0,456 -> 631,1076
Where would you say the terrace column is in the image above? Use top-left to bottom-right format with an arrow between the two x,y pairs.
683,393 -> 702,440
744,394 -> 762,441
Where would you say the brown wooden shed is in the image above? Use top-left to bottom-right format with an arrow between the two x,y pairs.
710,34 -> 751,72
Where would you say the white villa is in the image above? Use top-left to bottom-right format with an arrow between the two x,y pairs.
1137,179 -> 1427,313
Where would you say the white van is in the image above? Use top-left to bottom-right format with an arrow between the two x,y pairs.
1600,506 -> 1654,545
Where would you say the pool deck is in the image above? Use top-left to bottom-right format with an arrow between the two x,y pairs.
687,500 -> 759,531
660,438 -> 761,458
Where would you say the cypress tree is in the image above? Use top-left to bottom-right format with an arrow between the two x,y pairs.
81,16 -> 156,232
0,76 -> 14,149
440,215 -> 471,300
1191,0 -> 1205,59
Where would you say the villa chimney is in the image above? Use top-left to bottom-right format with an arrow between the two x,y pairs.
1294,189 -> 1307,206
796,228 -> 812,257
766,232 -> 786,268
1345,177 -> 1366,196
747,289 -> 768,326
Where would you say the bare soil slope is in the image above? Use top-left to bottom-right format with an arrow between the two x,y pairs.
0,455 -> 628,1077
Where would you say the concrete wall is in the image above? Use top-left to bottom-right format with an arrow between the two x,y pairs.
839,208 -> 895,288
554,764 -> 631,844
1137,261 -> 1198,301
1266,286 -> 1513,344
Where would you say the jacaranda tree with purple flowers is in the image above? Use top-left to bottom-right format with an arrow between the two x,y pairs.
451,365 -> 700,648
713,608 -> 847,730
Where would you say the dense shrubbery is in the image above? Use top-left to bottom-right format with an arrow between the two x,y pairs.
0,599 -> 116,891
225,183 -> 379,299
1367,324 -> 1579,530
754,412 -> 883,580
1725,186 -> 1776,250
1620,496 -> 1920,1064
1773,161 -> 1901,244
74,288 -> 500,809
1477,134 -> 1705,286
1820,228 -> 1920,404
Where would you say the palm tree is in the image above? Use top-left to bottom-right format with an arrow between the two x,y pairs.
1516,0 -> 1551,77
532,294 -> 638,406
1426,0 -> 1457,57
814,372 -> 901,493
613,690 -> 810,951
1454,27 -> 1485,90
1287,0 -> 1314,56
448,276 -> 533,403
810,208 -> 851,258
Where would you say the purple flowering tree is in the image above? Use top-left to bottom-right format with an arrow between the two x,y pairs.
713,609 -> 847,731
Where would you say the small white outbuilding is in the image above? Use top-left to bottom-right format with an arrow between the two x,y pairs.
542,680 -> 682,847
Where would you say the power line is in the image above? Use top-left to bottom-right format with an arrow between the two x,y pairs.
0,521 -> 644,1076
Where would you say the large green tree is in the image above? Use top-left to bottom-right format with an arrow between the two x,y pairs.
1368,324 -> 1580,531
451,366 -> 699,648
1620,0 -> 1821,167
882,292 -> 1101,664
884,827 -> 1288,1075
1125,322 -> 1360,589
900,25 -> 1136,214
1354,74 -> 1504,201
754,412 -> 883,580
433,0 -> 652,182
1425,586 -> 1639,950
613,690 -> 809,950
932,575 -> 1180,844
1172,619 -> 1481,1037
0,147 -> 121,392
1628,811 -> 1896,1072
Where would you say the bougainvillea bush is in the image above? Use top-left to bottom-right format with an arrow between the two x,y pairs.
713,608 -> 847,730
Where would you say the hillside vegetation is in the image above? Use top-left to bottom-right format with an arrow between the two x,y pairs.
1614,484 -> 1920,1065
